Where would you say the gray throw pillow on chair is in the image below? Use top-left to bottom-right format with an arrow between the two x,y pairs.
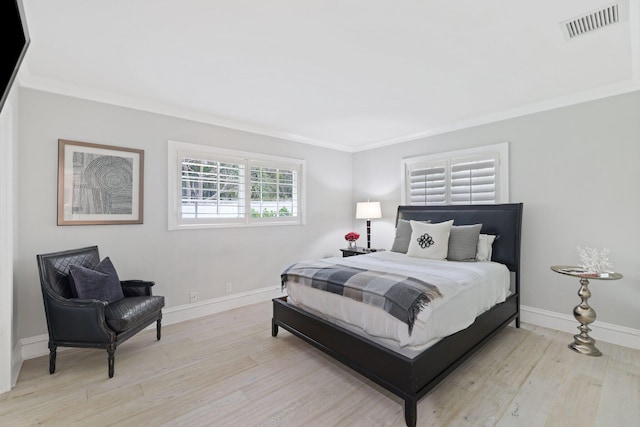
69,257 -> 125,303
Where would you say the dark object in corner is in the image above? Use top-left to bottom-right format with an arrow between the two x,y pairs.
0,0 -> 30,114
36,246 -> 165,378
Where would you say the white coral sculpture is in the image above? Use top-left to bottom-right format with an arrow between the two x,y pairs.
577,246 -> 613,273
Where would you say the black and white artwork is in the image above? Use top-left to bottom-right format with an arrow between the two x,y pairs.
58,140 -> 144,225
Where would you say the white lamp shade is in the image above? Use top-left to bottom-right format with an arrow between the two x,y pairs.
356,201 -> 382,219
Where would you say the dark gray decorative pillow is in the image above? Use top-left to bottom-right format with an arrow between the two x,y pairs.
447,224 -> 483,261
69,257 -> 124,303
391,219 -> 431,254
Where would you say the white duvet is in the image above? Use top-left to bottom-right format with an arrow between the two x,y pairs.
286,251 -> 510,352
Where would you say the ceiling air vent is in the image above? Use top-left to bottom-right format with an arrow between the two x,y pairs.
560,1 -> 628,40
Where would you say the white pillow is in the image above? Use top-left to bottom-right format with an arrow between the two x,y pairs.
476,234 -> 497,261
406,220 -> 454,260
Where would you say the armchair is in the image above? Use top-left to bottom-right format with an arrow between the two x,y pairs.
36,246 -> 165,378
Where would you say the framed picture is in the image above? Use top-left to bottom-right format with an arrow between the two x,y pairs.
57,139 -> 144,225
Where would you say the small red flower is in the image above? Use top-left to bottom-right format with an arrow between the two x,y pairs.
345,232 -> 360,242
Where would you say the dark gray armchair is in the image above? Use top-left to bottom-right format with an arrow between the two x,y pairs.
36,246 -> 165,378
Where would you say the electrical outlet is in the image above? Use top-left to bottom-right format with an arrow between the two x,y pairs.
225,282 -> 232,293
189,292 -> 197,303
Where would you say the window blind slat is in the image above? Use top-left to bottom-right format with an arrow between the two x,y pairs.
410,181 -> 447,190
411,196 -> 446,204
451,170 -> 495,181
451,160 -> 495,172
451,191 -> 495,200
451,176 -> 495,187
450,183 -> 494,191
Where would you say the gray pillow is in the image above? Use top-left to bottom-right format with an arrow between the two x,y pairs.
391,219 -> 431,253
447,224 -> 482,261
390,219 -> 412,253
69,257 -> 124,303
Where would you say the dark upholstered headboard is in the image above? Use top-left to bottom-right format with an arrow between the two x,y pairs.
396,203 -> 523,274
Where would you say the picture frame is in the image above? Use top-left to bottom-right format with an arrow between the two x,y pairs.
57,139 -> 144,225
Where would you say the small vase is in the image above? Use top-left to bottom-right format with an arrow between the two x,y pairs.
348,240 -> 356,250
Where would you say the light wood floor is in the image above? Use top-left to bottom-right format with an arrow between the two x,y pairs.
2,301 -> 639,426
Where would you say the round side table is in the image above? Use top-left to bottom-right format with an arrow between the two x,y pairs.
551,265 -> 622,357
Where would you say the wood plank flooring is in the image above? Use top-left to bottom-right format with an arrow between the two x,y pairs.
2,301 -> 639,426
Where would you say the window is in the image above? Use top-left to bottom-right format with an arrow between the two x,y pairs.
180,158 -> 245,220
401,143 -> 509,205
250,162 -> 297,219
168,141 -> 305,229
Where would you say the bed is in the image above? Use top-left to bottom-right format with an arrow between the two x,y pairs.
272,203 -> 523,427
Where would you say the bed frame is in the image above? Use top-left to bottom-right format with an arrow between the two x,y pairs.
272,203 -> 523,427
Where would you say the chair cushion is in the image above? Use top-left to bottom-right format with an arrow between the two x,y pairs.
104,296 -> 165,332
69,257 -> 124,303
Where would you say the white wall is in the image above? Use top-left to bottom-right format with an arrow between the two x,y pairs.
353,91 -> 640,331
16,89 -> 353,340
12,87 -> 640,352
0,86 -> 20,392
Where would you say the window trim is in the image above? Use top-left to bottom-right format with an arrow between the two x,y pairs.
168,140 -> 306,230
400,142 -> 509,205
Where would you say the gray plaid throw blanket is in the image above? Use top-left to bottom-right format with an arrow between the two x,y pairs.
281,260 -> 443,335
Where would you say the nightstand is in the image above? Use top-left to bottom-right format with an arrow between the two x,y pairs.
551,265 -> 622,357
340,248 -> 384,257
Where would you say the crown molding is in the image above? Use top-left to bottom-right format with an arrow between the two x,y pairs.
17,66 -> 640,154
17,66 -> 350,152
351,80 -> 640,152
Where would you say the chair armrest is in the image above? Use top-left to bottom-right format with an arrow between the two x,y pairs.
70,298 -> 108,306
43,297 -> 115,343
121,279 -> 155,287
120,280 -> 155,297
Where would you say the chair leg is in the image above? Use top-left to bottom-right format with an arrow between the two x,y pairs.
156,319 -> 162,341
107,345 -> 115,378
48,344 -> 57,375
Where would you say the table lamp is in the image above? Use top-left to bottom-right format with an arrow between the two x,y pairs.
356,201 -> 382,249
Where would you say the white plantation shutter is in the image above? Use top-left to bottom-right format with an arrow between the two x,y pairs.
402,143 -> 507,206
450,157 -> 497,204
408,162 -> 447,205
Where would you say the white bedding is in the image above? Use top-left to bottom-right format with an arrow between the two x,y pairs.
286,251 -> 510,353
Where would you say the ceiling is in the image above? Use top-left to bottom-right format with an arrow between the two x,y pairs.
19,0 -> 640,152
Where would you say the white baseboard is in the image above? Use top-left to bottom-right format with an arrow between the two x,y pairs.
15,296 -> 638,368
19,333 -> 51,360
161,285 -> 284,326
11,332 -> 52,385
17,285 -> 285,362
521,305 -> 640,350
11,341 -> 22,388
